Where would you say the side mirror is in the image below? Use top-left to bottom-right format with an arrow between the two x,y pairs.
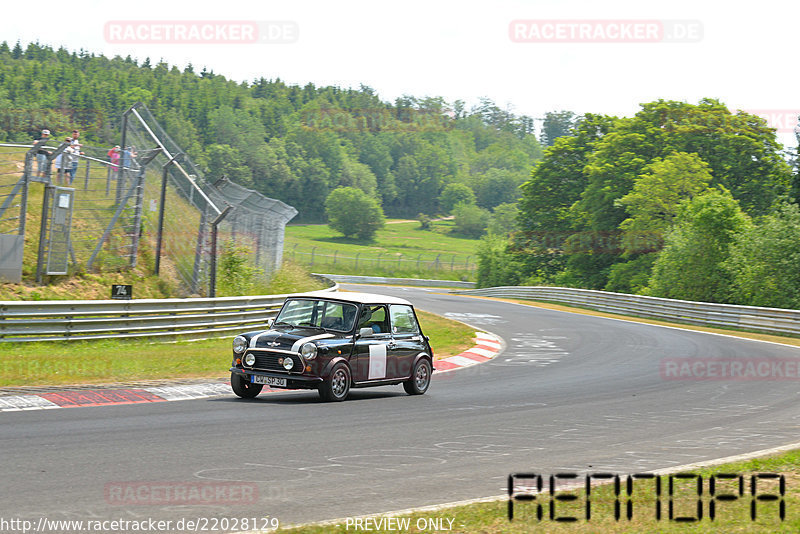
266,318 -> 275,328
359,327 -> 374,338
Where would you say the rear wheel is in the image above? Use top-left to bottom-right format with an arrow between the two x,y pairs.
319,363 -> 351,402
231,372 -> 263,398
403,358 -> 431,395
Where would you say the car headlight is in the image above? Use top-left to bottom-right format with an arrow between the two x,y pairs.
283,356 -> 294,370
244,353 -> 256,367
233,336 -> 248,354
301,342 -> 317,360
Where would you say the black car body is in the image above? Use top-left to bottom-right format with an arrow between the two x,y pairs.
229,291 -> 434,401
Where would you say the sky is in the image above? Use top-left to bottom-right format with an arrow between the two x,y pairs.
2,0 -> 799,148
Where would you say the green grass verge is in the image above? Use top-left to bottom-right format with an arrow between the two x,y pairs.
0,310 -> 477,387
283,449 -> 800,533
285,220 -> 479,281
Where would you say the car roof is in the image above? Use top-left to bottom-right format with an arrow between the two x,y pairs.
287,290 -> 413,306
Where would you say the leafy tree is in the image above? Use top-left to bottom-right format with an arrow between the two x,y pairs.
618,151 -> 713,231
472,168 -> 524,210
604,253 -> 657,294
439,183 -> 476,214
539,110 -> 580,146
452,201 -> 490,238
726,202 -> 800,309
518,114 -> 615,235
202,144 -> 252,186
648,189 -> 750,302
324,186 -> 385,241
476,234 -> 520,288
617,151 -> 712,254
487,202 -> 519,236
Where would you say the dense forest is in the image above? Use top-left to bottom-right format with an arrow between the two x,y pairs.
480,99 -> 800,309
0,41 -> 544,222
3,42 -> 800,308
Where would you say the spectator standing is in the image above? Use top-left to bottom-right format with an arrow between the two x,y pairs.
34,129 -> 51,178
121,145 -> 138,170
64,143 -> 78,185
69,129 -> 84,180
107,145 -> 121,179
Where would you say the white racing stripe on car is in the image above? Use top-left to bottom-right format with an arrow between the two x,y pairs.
368,344 -> 387,379
291,333 -> 335,352
249,329 -> 280,348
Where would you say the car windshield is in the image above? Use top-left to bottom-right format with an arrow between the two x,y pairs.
275,299 -> 358,332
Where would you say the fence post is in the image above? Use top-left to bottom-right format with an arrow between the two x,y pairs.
355,252 -> 360,270
191,207 -> 209,295
130,148 -> 163,268
333,249 -> 337,265
310,246 -> 316,268
450,254 -> 455,271
209,206 -> 233,298
35,186 -> 53,284
84,158 -> 90,190
155,153 -> 182,275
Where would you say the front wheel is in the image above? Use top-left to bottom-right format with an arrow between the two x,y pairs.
403,358 -> 431,395
231,372 -> 263,398
319,363 -> 351,402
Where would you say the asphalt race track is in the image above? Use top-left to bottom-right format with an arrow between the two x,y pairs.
2,285 -> 800,530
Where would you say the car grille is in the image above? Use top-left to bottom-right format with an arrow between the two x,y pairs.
246,351 -> 301,373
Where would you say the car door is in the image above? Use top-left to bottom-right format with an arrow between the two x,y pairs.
388,304 -> 426,379
353,305 -> 393,382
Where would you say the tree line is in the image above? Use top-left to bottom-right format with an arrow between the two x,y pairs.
479,99 -> 800,309
0,41 -> 542,223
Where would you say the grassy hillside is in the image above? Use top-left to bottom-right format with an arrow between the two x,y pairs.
285,219 -> 480,280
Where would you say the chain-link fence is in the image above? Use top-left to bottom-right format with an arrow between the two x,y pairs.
286,243 -> 476,279
0,141 -> 140,282
122,103 -> 297,295
0,102 -> 298,294
0,145 -> 29,282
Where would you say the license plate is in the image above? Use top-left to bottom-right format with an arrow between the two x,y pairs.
251,375 -> 287,387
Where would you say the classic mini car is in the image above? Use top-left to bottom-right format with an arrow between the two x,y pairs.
229,291 -> 434,401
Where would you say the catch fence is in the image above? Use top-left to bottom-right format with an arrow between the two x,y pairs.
0,102 -> 298,295
286,243 -> 476,277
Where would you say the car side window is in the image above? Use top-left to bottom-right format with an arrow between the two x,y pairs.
358,305 -> 389,334
389,305 -> 420,335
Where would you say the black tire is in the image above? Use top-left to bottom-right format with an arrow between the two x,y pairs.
403,358 -> 432,395
319,363 -> 351,402
231,372 -> 263,399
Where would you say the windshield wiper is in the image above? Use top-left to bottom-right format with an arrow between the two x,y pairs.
273,321 -> 294,328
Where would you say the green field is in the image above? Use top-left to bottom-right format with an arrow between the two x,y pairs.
285,220 -> 480,281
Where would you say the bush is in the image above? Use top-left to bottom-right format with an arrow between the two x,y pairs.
452,201 -> 490,238
439,183 -> 476,215
217,241 -> 262,296
325,186 -> 385,241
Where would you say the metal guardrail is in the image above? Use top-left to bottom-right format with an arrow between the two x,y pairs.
315,273 -> 476,289
454,286 -> 800,337
0,284 -> 338,343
